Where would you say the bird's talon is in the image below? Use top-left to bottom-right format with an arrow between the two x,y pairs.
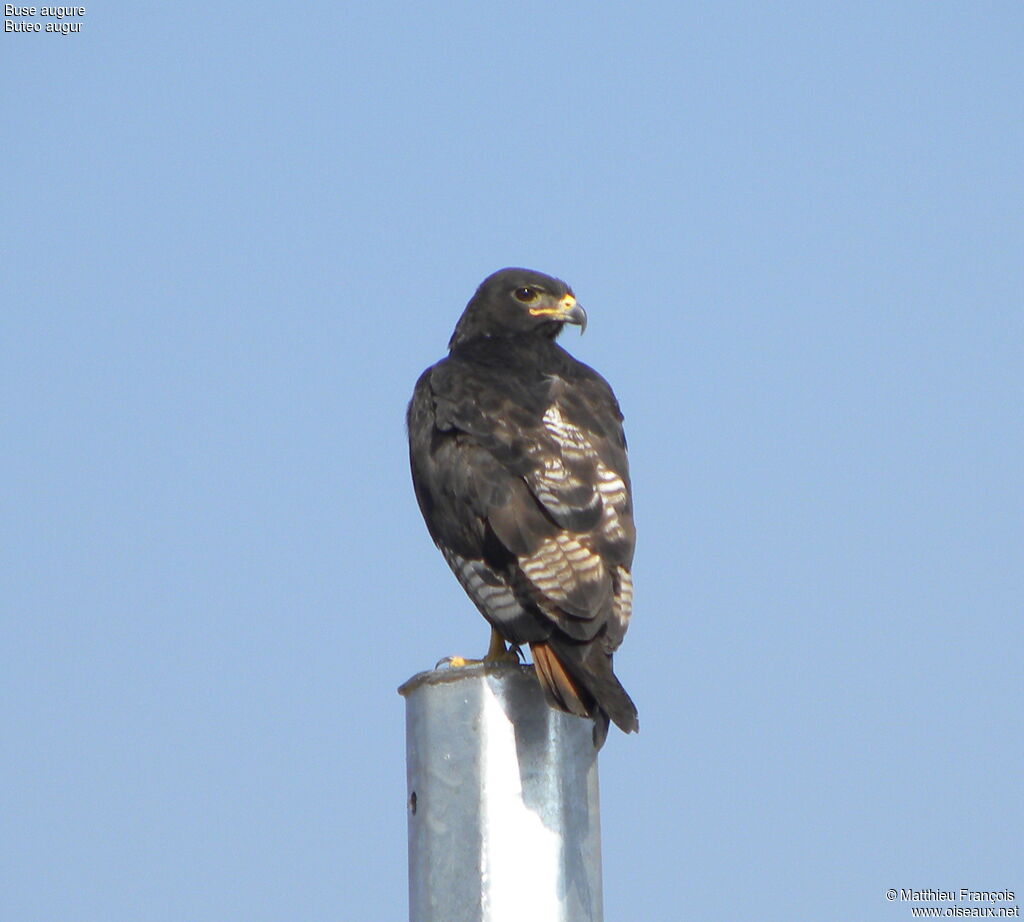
434,655 -> 476,669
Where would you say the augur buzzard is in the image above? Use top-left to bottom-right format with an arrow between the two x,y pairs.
407,268 -> 637,744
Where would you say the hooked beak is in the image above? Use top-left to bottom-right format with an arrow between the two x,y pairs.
530,293 -> 588,333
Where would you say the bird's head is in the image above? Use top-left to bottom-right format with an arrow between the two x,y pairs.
448,268 -> 587,350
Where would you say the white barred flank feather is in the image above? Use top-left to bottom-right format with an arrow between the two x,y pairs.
441,548 -> 525,621
520,533 -> 606,601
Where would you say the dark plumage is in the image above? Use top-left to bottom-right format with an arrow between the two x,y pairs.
407,268 -> 638,744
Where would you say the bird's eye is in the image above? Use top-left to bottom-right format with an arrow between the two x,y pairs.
514,287 -> 540,303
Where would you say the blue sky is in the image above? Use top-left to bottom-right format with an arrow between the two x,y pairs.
4,2 -> 1021,919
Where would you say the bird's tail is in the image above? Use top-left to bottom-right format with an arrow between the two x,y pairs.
530,639 -> 639,747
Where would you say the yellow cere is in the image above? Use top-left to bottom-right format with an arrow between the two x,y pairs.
529,294 -> 577,317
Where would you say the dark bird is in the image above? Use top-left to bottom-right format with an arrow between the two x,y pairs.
407,268 -> 638,744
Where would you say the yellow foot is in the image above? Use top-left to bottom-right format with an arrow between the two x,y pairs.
435,654 -> 478,669
434,630 -> 523,669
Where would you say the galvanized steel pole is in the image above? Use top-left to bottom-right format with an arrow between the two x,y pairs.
399,662 -> 603,922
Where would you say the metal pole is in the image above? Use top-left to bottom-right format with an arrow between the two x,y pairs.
399,662 -> 603,922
